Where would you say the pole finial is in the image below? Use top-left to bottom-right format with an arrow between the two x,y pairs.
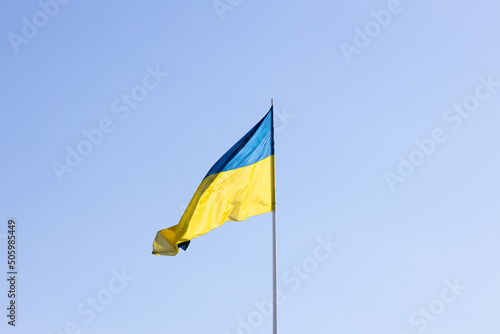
271,98 -> 274,106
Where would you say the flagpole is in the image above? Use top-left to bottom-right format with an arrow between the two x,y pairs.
271,98 -> 278,334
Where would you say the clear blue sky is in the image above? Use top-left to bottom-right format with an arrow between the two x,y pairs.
2,1 -> 500,333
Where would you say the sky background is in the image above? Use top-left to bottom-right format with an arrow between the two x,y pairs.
1,1 -> 500,333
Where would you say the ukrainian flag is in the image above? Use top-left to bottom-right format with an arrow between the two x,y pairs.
153,107 -> 276,256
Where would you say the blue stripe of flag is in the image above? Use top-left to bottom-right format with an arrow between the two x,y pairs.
205,108 -> 273,178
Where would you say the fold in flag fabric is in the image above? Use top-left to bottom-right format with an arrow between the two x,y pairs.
152,107 -> 276,256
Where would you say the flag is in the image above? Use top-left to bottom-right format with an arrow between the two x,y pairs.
152,107 -> 276,256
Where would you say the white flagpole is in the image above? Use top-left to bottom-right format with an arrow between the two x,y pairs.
272,209 -> 277,334
271,98 -> 278,334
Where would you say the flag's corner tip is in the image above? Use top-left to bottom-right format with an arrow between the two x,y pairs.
151,249 -> 178,256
